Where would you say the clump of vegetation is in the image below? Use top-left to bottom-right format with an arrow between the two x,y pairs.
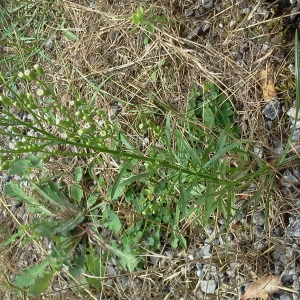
0,64 -> 261,296
1,1 -> 298,299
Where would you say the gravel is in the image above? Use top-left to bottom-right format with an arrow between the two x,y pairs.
262,98 -> 282,120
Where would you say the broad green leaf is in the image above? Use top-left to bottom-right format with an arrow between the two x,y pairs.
14,258 -> 51,288
132,10 -> 143,24
108,241 -> 139,272
28,271 -> 54,296
74,166 -> 83,182
147,22 -> 155,33
31,219 -> 56,238
70,184 -> 83,203
87,194 -> 98,208
88,157 -> 98,181
137,5 -> 144,15
170,232 -> 179,249
8,159 -> 30,175
103,211 -> 121,234
63,30 -> 78,41
119,131 -> 135,150
27,154 -> 43,168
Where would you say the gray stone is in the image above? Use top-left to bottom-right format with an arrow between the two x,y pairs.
242,8 -> 250,14
256,7 -> 269,20
287,107 -> 300,120
262,99 -> 282,120
200,280 -> 217,294
286,218 -> 300,237
197,241 -> 211,258
291,128 -> 300,142
184,9 -> 194,18
201,0 -> 214,9
253,212 -> 264,225
187,26 -> 201,40
196,269 -> 204,278
240,42 -> 249,53
231,51 -> 242,61
229,20 -> 236,27
281,169 -> 300,187
280,293 -> 293,300
202,23 -> 211,32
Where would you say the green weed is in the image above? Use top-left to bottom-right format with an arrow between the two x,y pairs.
131,5 -> 168,44
0,61 -> 277,296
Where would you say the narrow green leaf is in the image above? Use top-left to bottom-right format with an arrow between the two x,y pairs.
110,162 -> 131,199
4,182 -> 54,216
203,141 -> 241,169
165,112 -> 171,149
30,182 -> 77,212
119,171 -> 150,188
55,212 -> 85,235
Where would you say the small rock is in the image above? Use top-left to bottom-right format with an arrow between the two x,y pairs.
242,8 -> 250,14
187,26 -> 201,40
286,218 -> 300,237
279,293 -> 293,300
262,44 -> 270,51
291,128 -> 300,142
287,107 -> 300,120
252,212 -> 264,225
197,241 -> 211,258
253,144 -> 263,158
288,64 -> 295,75
272,137 -> 283,155
229,20 -> 236,27
240,42 -> 249,53
200,280 -> 217,294
281,169 -> 300,187
231,51 -> 242,61
253,225 -> 265,237
201,0 -> 214,9
202,23 -> 211,32
197,269 -> 204,278
184,9 -> 194,18
188,254 -> 194,260
282,275 -> 293,286
256,7 -> 269,20
262,99 -> 282,120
